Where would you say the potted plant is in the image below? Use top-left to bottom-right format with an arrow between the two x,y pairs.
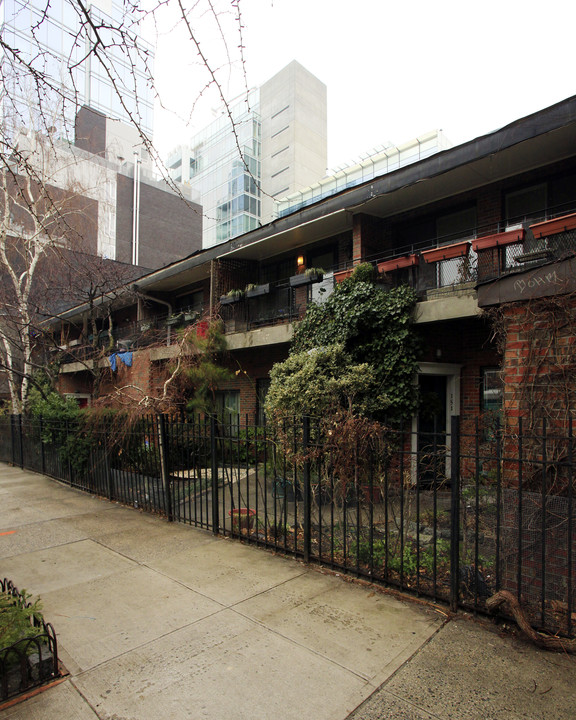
530,211 -> 576,239
245,283 -> 270,298
220,289 -> 244,305
165,312 -> 183,327
228,507 -> 256,531
333,268 -> 354,283
289,267 -> 324,287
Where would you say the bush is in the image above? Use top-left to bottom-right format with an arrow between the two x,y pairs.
0,589 -> 43,649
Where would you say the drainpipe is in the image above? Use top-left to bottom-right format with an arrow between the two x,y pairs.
132,151 -> 141,266
210,260 -> 215,318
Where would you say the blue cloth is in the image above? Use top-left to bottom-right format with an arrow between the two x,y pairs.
109,352 -> 133,372
117,351 -> 133,368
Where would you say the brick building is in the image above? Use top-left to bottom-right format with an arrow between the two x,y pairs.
55,96 -> 576,440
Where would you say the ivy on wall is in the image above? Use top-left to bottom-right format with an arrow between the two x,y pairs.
267,265 -> 420,421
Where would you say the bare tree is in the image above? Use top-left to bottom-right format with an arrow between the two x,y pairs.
0,0 -> 251,411
0,124 -> 97,411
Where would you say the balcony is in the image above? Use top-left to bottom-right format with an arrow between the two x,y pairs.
219,279 -> 310,333
373,239 -> 477,297
475,213 -> 576,283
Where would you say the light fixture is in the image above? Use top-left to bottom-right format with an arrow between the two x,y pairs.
297,255 -> 305,267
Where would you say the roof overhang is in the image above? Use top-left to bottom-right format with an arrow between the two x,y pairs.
55,95 -> 576,322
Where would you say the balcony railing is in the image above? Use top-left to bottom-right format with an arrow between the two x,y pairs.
476,220 -> 576,283
220,281 -> 309,332
373,239 -> 477,295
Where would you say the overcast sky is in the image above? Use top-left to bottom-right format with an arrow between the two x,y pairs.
152,0 -> 576,170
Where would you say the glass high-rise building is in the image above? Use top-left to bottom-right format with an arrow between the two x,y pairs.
168,61 -> 327,248
0,0 -> 154,138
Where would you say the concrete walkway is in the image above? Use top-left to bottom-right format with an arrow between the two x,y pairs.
0,465 -> 574,719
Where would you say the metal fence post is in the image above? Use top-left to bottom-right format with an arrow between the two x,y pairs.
303,416 -> 311,563
39,415 -> 45,475
449,415 -> 461,613
105,419 -> 114,501
157,414 -> 173,522
9,414 -> 16,466
210,415 -> 219,534
18,414 -> 24,469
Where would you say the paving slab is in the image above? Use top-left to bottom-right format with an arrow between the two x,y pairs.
0,517 -> 87,557
56,504 -> 160,540
40,564 -> 225,672
236,572 -> 440,684
347,618 -> 576,720
149,537 -> 310,605
1,538 -> 135,595
72,608 -> 369,720
0,466 -> 464,720
92,515 -> 219,564
0,681 -> 99,720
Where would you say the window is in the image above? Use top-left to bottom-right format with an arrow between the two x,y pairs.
482,368 -> 503,412
215,390 -> 240,425
175,289 -> 203,315
256,379 -> 270,425
435,207 -> 477,287
505,184 -> 547,227
504,184 -> 549,267
482,368 -> 503,439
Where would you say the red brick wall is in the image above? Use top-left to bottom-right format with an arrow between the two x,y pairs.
218,345 -> 290,423
499,299 -> 576,432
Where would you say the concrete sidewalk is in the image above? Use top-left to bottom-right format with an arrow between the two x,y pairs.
0,466 -> 574,719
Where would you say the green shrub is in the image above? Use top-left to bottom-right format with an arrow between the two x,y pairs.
0,590 -> 43,649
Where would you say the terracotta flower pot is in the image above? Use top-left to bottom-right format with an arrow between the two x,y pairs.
333,269 -> 353,283
530,212 -> 576,239
229,508 -> 256,531
421,241 -> 470,263
377,254 -> 419,273
472,229 -> 524,251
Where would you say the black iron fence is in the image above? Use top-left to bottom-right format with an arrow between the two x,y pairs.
0,578 -> 59,701
1,414 -> 574,638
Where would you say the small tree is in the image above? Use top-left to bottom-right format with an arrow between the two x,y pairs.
271,268 -> 420,422
183,321 -> 234,417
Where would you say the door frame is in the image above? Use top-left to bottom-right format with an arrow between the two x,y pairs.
411,362 -> 462,480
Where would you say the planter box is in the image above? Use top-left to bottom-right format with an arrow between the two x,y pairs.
472,229 -> 525,251
530,212 -> 576,239
377,254 -> 419,273
220,294 -> 243,305
246,283 -> 270,298
422,240 -> 470,263
165,314 -> 183,327
289,272 -> 323,287
333,269 -> 353,284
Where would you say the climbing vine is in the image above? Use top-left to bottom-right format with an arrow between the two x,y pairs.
267,265 -> 420,422
487,292 -> 576,493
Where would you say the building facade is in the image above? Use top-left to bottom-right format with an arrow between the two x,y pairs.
167,61 -> 328,248
0,0 -> 154,138
57,96 -> 576,436
12,107 -> 202,269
